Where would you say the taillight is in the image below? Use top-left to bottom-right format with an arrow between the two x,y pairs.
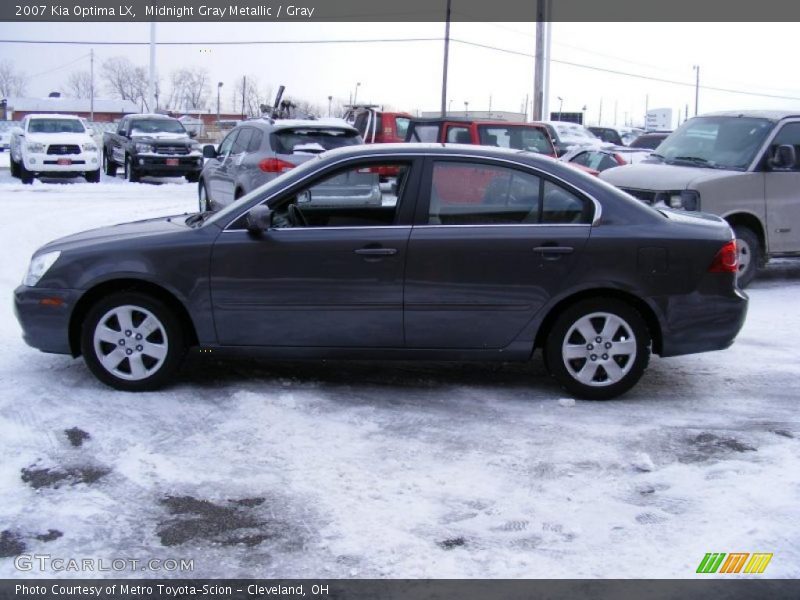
258,158 -> 295,173
708,240 -> 738,273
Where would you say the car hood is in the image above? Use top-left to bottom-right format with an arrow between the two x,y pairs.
25,132 -> 95,145
40,215 -> 189,254
131,132 -> 191,142
600,162 -> 738,190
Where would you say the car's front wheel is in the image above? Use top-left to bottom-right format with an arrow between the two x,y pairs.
544,298 -> 650,400
85,169 -> 101,183
80,292 -> 186,391
103,151 -> 117,176
124,156 -> 140,183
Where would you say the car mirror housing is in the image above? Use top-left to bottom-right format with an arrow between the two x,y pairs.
246,205 -> 273,234
770,144 -> 797,170
188,130 -> 197,139
202,144 -> 218,159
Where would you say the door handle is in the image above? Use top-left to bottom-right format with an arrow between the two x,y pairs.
533,246 -> 574,254
354,247 -> 398,256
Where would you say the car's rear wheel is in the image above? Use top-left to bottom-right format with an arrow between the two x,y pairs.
185,171 -> 200,183
103,151 -> 117,176
10,155 -> 20,178
80,292 -> 186,391
544,298 -> 650,400
124,156 -> 140,183
85,169 -> 101,183
733,226 -> 760,288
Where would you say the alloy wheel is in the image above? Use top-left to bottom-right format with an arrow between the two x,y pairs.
92,305 -> 169,381
561,312 -> 637,387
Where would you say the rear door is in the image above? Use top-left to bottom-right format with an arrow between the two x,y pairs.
404,158 -> 593,349
206,129 -> 239,207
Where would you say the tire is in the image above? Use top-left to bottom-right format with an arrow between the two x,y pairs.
80,292 -> 186,391
124,156 -> 140,183
733,226 -> 760,288
544,298 -> 651,400
103,151 -> 117,176
85,168 -> 101,183
10,156 -> 20,178
185,171 -> 200,183
198,181 -> 211,212
19,161 -> 34,184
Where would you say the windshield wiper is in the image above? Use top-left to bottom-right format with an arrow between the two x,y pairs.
670,155 -> 711,166
186,212 -> 212,227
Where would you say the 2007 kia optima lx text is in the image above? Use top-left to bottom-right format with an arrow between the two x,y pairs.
14,144 -> 748,400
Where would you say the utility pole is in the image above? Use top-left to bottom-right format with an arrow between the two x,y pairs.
216,82 -> 223,122
440,0 -> 452,117
532,0 -> 545,120
241,76 -> 246,118
598,98 -> 603,125
488,94 -> 492,114
644,94 -> 649,129
89,48 -> 94,122
524,93 -> 529,121
693,65 -> 700,116
148,22 -> 156,113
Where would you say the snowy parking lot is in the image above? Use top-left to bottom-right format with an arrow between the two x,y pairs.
0,165 -> 798,579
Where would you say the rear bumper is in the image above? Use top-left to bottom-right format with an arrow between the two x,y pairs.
657,287 -> 748,357
13,285 -> 80,355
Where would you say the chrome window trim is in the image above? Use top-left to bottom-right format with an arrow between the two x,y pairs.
222,152 -> 603,231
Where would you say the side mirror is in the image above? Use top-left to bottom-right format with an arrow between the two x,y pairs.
85,128 -> 94,136
188,130 -> 197,139
246,205 -> 272,234
202,144 -> 218,159
770,144 -> 797,170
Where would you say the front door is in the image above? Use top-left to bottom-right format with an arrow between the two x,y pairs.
404,158 -> 592,349
209,158 -> 420,347
764,121 -> 800,253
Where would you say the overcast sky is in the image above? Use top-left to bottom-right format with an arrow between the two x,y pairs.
2,20 -> 800,128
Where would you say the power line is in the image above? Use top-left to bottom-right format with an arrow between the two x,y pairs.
27,53 -> 90,80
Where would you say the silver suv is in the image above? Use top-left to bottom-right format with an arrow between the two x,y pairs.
601,110 -> 800,286
199,118 -> 371,211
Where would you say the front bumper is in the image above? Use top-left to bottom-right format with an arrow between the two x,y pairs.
134,154 -> 203,176
14,285 -> 81,355
658,287 -> 748,357
24,152 -> 100,173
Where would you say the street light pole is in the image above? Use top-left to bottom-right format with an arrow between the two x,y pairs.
328,95 -> 333,117
693,65 -> 700,116
464,101 -> 469,117
216,82 -> 223,122
440,0 -> 452,117
557,96 -> 563,120
353,82 -> 361,106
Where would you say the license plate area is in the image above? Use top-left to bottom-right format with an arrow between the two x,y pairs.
57,158 -> 72,165
166,158 -> 179,166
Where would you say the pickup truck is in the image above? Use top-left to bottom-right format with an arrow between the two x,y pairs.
103,113 -> 203,183
10,113 -> 101,184
601,110 -> 800,286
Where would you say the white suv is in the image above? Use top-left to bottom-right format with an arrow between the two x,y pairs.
10,113 -> 101,184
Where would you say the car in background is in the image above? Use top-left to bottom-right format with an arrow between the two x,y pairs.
10,113 -> 100,184
198,118 -> 366,211
629,131 -> 671,150
561,146 -> 654,175
344,105 -> 412,144
601,110 -> 800,287
540,121 -> 606,156
15,144 -> 747,399
404,118 -> 556,156
0,123 -> 12,151
103,114 -> 203,183
588,126 -> 644,146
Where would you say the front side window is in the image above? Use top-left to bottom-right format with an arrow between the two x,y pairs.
446,126 -> 472,144
408,124 -> 440,143
217,130 -> 239,157
270,162 -> 411,229
231,128 -> 254,154
768,122 -> 800,170
655,116 -> 773,170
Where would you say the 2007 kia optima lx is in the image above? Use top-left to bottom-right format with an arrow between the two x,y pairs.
14,144 -> 748,399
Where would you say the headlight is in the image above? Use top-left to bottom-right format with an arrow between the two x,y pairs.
82,142 -> 98,152
23,251 -> 61,287
135,143 -> 153,153
655,190 -> 700,211
26,142 -> 45,153
190,142 -> 202,152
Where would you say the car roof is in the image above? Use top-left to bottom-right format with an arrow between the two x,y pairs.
239,118 -> 358,133
126,113 -> 179,120
319,142 -> 558,164
698,110 -> 800,121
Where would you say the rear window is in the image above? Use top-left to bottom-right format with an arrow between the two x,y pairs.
271,128 -> 361,155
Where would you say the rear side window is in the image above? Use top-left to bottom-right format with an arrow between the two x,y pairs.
479,126 -> 552,154
408,124 -> 440,143
271,128 -> 360,155
542,180 -> 591,223
395,117 -> 411,139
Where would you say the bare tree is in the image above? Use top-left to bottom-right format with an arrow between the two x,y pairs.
65,70 -> 93,99
0,59 -> 27,97
230,75 -> 273,117
101,56 -> 152,110
167,67 -> 209,112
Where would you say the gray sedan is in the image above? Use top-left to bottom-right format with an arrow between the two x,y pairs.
14,144 -> 747,400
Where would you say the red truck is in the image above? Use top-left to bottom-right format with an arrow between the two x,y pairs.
343,105 -> 413,144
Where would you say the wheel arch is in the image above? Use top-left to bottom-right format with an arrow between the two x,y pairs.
724,212 -> 766,255
533,288 -> 663,356
68,278 -> 199,357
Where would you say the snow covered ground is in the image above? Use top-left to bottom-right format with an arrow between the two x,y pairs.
0,169 -> 798,579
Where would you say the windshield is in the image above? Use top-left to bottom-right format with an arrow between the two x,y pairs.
130,119 -> 187,135
203,156 -> 325,227
655,116 -> 773,170
28,118 -> 85,134
478,125 -> 553,154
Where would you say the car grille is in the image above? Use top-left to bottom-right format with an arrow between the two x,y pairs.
47,144 -> 81,155
154,145 -> 189,155
620,188 -> 656,204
